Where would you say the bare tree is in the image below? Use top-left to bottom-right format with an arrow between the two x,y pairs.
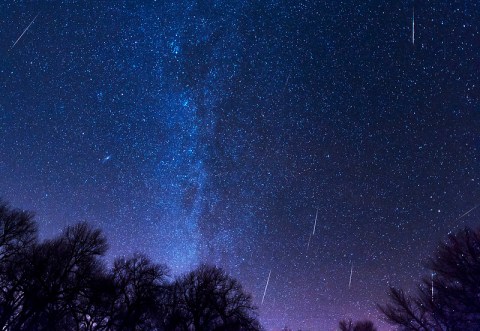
379,227 -> 480,330
0,202 -> 38,330
0,201 -> 37,261
6,223 -> 108,331
0,202 -> 264,331
108,254 -> 169,331
339,319 -> 377,331
168,264 -> 262,331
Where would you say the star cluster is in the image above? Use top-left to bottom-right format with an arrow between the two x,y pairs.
1,1 -> 479,330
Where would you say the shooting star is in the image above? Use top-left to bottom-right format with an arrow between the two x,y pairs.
306,208 -> 319,252
11,13 -> 39,50
348,264 -> 353,289
454,203 -> 480,222
431,273 -> 435,303
261,270 -> 271,306
412,8 -> 415,45
283,72 -> 291,93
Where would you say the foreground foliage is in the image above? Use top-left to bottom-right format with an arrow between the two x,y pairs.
379,227 -> 480,330
0,202 -> 261,331
338,319 -> 377,331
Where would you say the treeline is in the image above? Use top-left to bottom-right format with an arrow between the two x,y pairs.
0,202 -> 262,331
2,200 -> 480,331
378,225 -> 480,330
340,225 -> 480,330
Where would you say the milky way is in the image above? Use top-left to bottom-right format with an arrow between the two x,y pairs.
1,1 -> 479,330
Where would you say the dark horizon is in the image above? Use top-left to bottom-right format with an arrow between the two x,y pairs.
1,1 -> 479,330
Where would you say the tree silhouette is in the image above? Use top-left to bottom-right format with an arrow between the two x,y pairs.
0,202 -> 37,330
12,223 -> 108,330
0,201 -> 37,261
0,201 -> 264,330
379,227 -> 480,330
338,319 -> 377,331
108,254 -> 169,331
167,264 -> 262,331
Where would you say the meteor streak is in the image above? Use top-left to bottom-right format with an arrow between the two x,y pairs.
283,72 -> 291,93
412,8 -> 415,45
312,208 -> 318,235
431,273 -> 434,302
348,264 -> 353,289
454,203 -> 480,222
306,208 -> 319,252
11,13 -> 39,50
261,270 -> 271,306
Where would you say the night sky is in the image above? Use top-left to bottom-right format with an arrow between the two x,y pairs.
1,1 -> 479,330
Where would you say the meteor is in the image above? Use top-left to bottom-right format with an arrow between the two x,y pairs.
412,8 -> 415,45
431,273 -> 435,303
312,208 -> 318,235
11,13 -> 39,50
306,208 -> 319,252
348,264 -> 353,289
283,72 -> 291,93
261,270 -> 271,306
454,203 -> 480,222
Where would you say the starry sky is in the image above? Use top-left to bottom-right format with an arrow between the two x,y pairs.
1,1 -> 479,330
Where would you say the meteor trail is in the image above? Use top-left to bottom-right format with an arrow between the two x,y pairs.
412,8 -> 415,45
11,13 -> 39,50
261,270 -> 271,306
431,273 -> 434,303
454,203 -> 480,222
306,208 -> 318,252
312,208 -> 318,235
348,264 -> 353,289
283,72 -> 291,93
